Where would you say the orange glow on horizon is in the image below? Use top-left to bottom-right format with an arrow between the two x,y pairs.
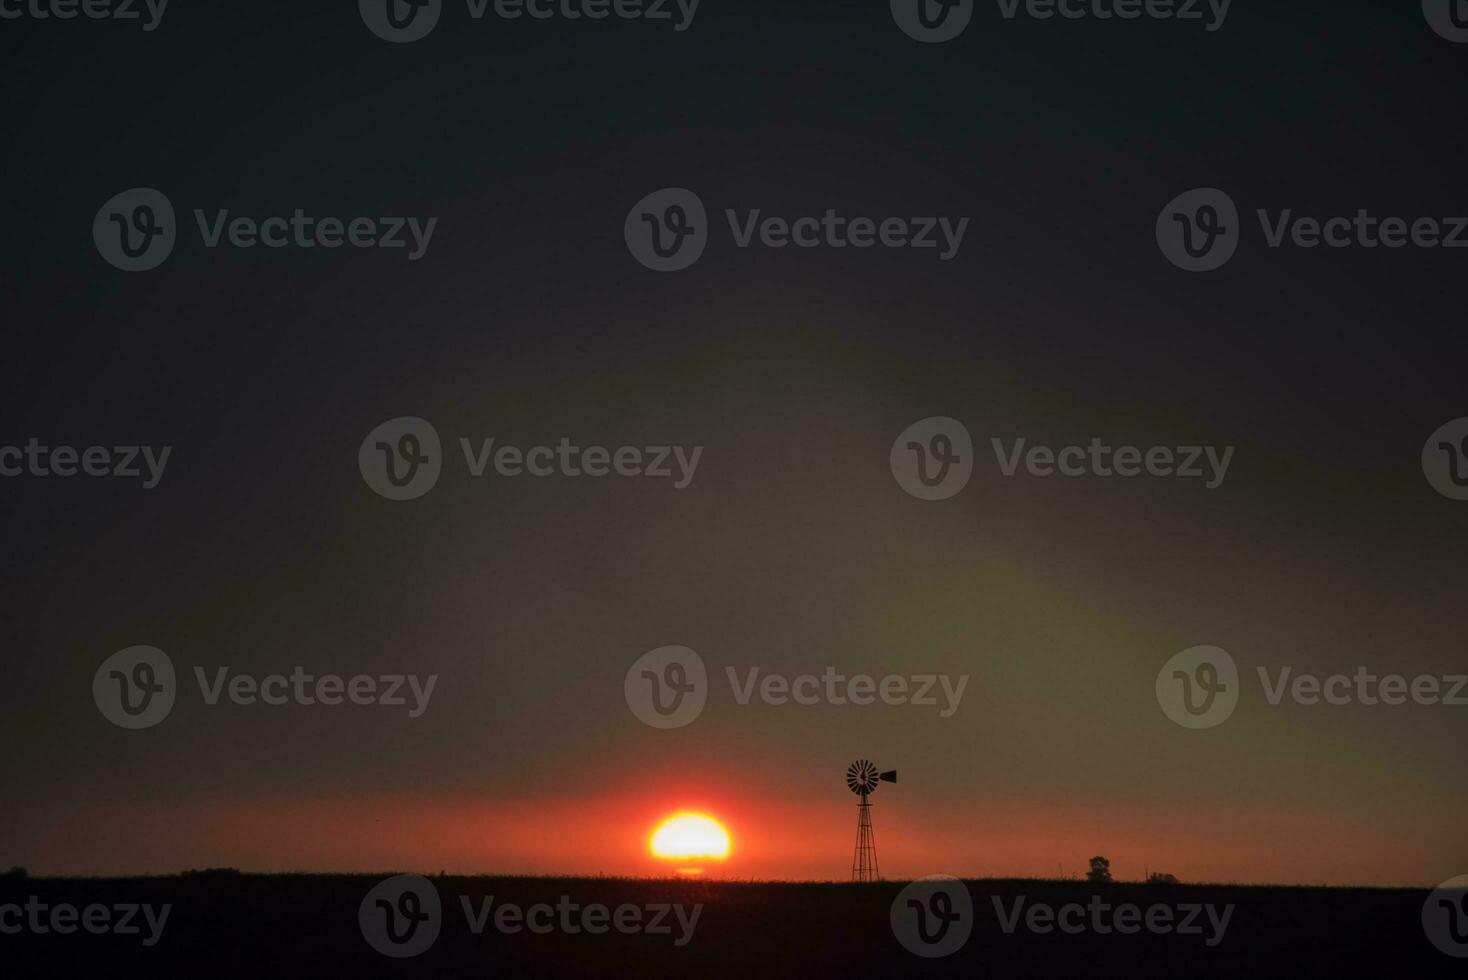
24,788 -> 1464,888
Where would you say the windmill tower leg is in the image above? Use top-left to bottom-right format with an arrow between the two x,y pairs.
852,797 -> 878,882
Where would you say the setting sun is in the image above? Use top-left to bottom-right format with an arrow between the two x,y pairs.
649,812 -> 732,865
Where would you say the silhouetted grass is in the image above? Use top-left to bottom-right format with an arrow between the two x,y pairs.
0,873 -> 1449,978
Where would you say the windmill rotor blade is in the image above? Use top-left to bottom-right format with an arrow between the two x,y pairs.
846,759 -> 890,795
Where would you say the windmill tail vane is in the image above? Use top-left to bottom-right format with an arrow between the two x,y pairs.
846,759 -> 897,882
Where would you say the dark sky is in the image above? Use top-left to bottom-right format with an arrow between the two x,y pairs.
1,0 -> 1465,883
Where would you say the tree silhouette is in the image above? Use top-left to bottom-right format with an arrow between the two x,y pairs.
1086,856 -> 1113,884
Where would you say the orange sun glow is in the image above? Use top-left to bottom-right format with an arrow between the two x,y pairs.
649,812 -> 731,873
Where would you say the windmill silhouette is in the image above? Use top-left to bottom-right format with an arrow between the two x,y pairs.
846,759 -> 897,882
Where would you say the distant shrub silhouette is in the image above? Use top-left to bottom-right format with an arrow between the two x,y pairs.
181,868 -> 242,878
1,867 -> 26,881
1086,856 -> 1113,884
1146,872 -> 1179,885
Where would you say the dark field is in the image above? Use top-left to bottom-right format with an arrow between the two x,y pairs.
0,872 -> 1455,978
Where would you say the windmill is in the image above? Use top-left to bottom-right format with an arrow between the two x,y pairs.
846,759 -> 897,882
